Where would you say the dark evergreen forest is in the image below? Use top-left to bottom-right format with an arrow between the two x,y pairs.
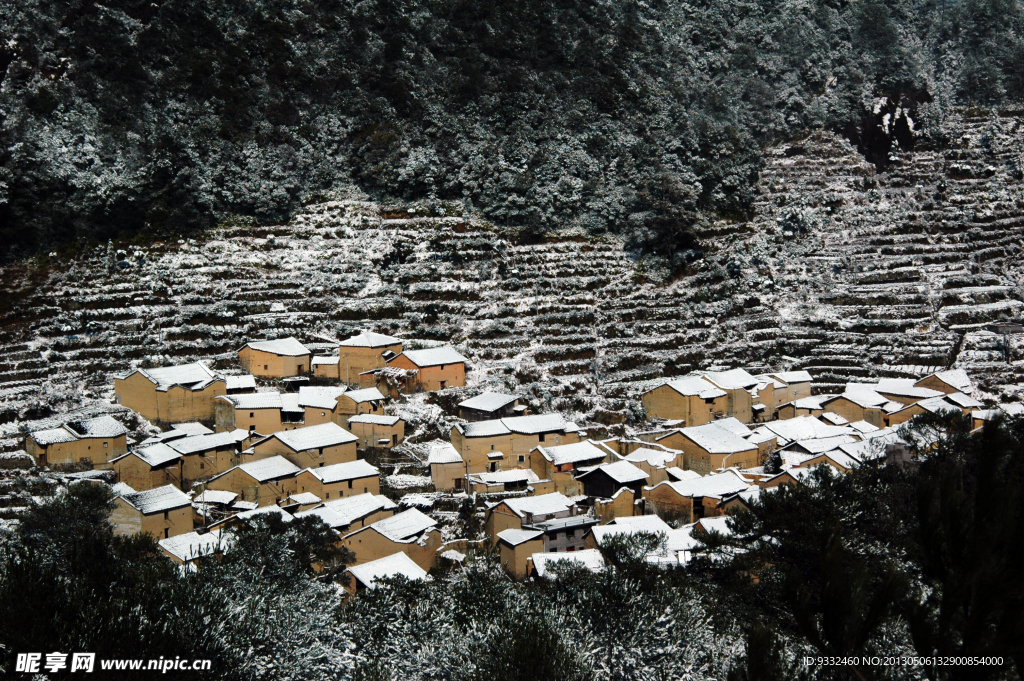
1,0 -> 1022,260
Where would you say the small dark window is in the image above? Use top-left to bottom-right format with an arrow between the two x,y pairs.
348,480 -> 353,489
164,528 -> 169,539
249,412 -> 254,418
490,444 -> 495,451
163,511 -> 169,520
200,462 -> 205,470
539,433 -> 546,442
264,365 -> 268,370
518,455 -> 525,463
439,381 -> 447,389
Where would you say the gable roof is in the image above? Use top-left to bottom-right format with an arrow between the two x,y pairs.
458,391 -> 519,412
231,456 -> 300,482
397,347 -> 467,367
766,370 -> 814,384
340,387 -> 386,404
496,528 -> 545,546
667,422 -> 757,454
820,411 -> 849,425
193,490 -> 238,505
65,415 -> 129,439
168,429 -> 250,455
658,375 -> 726,399
534,440 -> 609,466
622,447 -> 679,467
944,391 -> 983,409
118,485 -> 191,514
242,337 -> 310,356
590,515 -> 672,544
347,552 -> 428,588
918,369 -> 973,394
578,460 -> 648,484
347,413 -> 401,426
339,331 -> 403,348
348,508 -> 437,543
753,416 -> 854,445
303,459 -> 379,483
702,368 -> 759,391
132,443 -> 183,468
457,413 -> 577,438
270,422 -> 357,452
649,470 -> 752,500
297,386 -> 347,410
427,442 -> 463,465
875,378 -> 945,400
532,549 -> 605,577
468,468 -> 541,485
221,392 -> 283,410
159,530 -> 224,562
134,362 -> 220,390
296,493 -> 397,529
494,492 -> 572,519
30,426 -> 80,446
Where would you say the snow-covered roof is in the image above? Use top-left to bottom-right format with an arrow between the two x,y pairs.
534,440 -> 609,466
311,355 -> 339,366
622,447 -> 678,467
221,392 -> 283,410
169,422 -> 214,436
819,412 -> 849,426
233,456 -> 301,482
133,443 -> 182,468
695,516 -> 734,536
339,331 -> 403,348
710,417 -> 753,438
110,482 -> 136,497
347,552 -> 428,588
351,508 -> 437,542
833,385 -> 891,409
666,467 -> 701,481
298,386 -> 347,409
287,492 -> 321,505
790,434 -> 859,454
579,460 -> 648,484
919,369 -> 974,394
847,420 -> 879,434
137,362 -> 219,390
119,485 -> 191,514
397,346 -> 467,367
193,490 -> 238,505
753,416 -> 853,444
348,414 -> 401,427
159,530 -> 224,562
66,415 -> 128,439
427,442 -> 462,465
458,391 -> 519,412
649,470 -> 752,500
784,395 -> 833,410
342,387 -> 386,403
496,492 -> 572,519
224,375 -> 257,391
669,422 -> 757,454
243,337 -> 310,356
702,368 -> 759,390
801,450 -> 860,471
230,505 -> 294,524
468,469 -> 540,485
304,459 -> 379,483
297,493 -> 397,528
875,378 -> 945,400
591,515 -> 671,544
271,422 -> 357,451
458,412 -> 576,438
532,549 -> 605,577
30,426 -> 79,446
766,370 -> 814,384
659,375 -> 726,399
169,429 -> 249,455
496,528 -> 545,546
943,392 -> 983,409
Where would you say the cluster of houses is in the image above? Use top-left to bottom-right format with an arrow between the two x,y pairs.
20,334 -> 1004,589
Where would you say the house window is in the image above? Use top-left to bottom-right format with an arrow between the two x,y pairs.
490,462 -> 497,472
264,365 -> 268,370
298,364 -> 304,373
319,462 -> 324,467
200,462 -> 205,470
103,442 -> 108,448
518,455 -> 525,463
364,487 -> 368,493
164,528 -> 169,538
392,434 -> 398,445
348,480 -> 353,489
490,444 -> 495,451
163,511 -> 169,520
250,412 -> 255,418
455,479 -> 464,489
318,447 -> 324,457
539,433 -> 545,442
326,493 -> 330,499
439,381 -> 447,389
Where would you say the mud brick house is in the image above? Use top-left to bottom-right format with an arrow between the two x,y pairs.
346,414 -> 404,449
319,331 -> 404,384
345,551 -> 428,594
111,443 -> 183,491
386,347 -> 467,391
484,492 -> 576,537
451,413 -> 582,475
216,392 -> 294,434
295,493 -> 397,534
914,369 -> 975,396
26,415 -> 128,467
576,460 -> 649,499
341,508 -> 442,571
293,459 -> 380,501
158,530 -> 226,565
699,368 -> 762,424
640,376 -> 727,425
458,392 -> 521,422
203,455 -> 301,506
530,440 -> 613,495
252,422 -> 359,468
115,362 -> 227,423
427,442 -> 465,491
643,470 -> 754,523
496,528 -> 545,579
111,485 -> 193,539
334,388 -> 387,419
655,418 -> 760,473
238,337 -> 311,378
297,386 -> 348,426
758,371 -> 813,409
167,428 -> 255,482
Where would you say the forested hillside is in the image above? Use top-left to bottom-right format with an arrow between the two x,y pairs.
2,0 -> 1022,260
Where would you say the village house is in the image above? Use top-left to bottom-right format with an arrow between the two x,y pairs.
467,468 -> 551,494
643,469 -> 754,523
616,446 -> 682,485
251,422 -> 358,469
356,366 -> 419,397
345,551 -> 428,594
111,485 -> 194,539
914,369 -> 975,396
111,443 -> 183,491
655,419 -> 761,473
346,414 -> 404,449
795,449 -> 861,474
342,508 -> 442,571
450,413 -> 582,475
759,371 -> 813,409
114,362 -> 228,423
296,493 -> 397,534
484,492 -> 576,537
583,514 -> 673,551
751,415 -> 859,449
427,442 -> 465,491
885,393 -> 982,427
334,388 -> 387,420
158,530 -> 226,566
167,428 -> 255,482
700,368 -> 762,423
777,395 -> 832,420
527,514 -> 600,554
531,440 -> 613,495
203,456 -> 300,506
576,460 -> 649,500
458,392 -> 522,422
26,415 -> 129,467
386,347 -> 468,391
819,386 -> 897,429
298,386 -> 349,426
322,331 -> 404,384
215,392 -> 292,434
238,337 -> 312,378
640,376 -> 727,425
871,378 -> 946,407
495,528 -> 545,579
294,459 -> 380,500
139,422 -> 212,446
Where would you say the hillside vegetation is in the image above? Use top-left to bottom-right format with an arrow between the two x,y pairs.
2,0 -> 1023,261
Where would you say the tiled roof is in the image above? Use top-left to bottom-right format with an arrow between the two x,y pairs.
427,442 -> 462,464
133,443 -> 182,468
341,387 -> 385,403
243,337 -> 310,356
119,484 -> 191,514
224,375 -> 257,391
502,413 -> 574,434
339,331 -> 403,348
397,346 -> 467,367
766,370 -> 814,384
30,426 -> 79,446
532,549 -> 605,577
702,368 -> 759,390
235,455 -> 301,482
311,355 -> 339,365
138,362 -> 218,389
347,414 -> 401,426
350,508 -> 437,542
496,528 -> 544,546
591,515 -> 671,544
650,470 -> 752,500
193,490 -> 238,505
923,369 -> 974,394
671,422 -> 757,454
158,530 -> 225,562
272,422 -> 357,451
622,448 -> 678,467
347,552 -> 428,588
498,492 -> 572,519
580,460 -> 648,484
221,392 -> 283,410
458,391 -> 519,412
169,430 -> 249,455
297,493 -> 396,528
298,386 -> 347,410
65,415 -> 128,438
287,492 -> 321,505
169,422 -> 214,436
661,376 -> 727,399
535,440 -> 609,466
468,468 -> 540,485
305,459 -> 379,483
943,392 -> 983,409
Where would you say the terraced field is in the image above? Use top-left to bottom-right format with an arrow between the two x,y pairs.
1,108 -> 1022,442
